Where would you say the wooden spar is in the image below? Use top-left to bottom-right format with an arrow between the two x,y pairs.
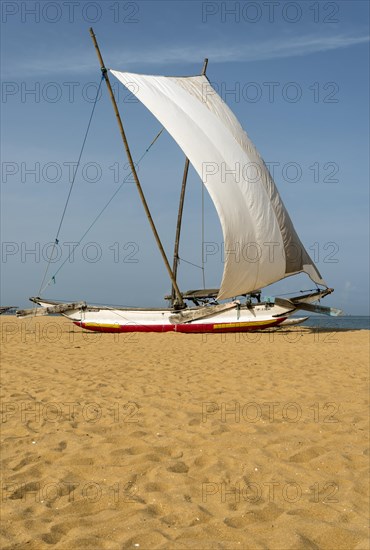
169,301 -> 238,324
17,301 -> 86,318
201,58 -> 209,76
171,157 -> 189,305
89,27 -> 185,308
170,58 -> 209,306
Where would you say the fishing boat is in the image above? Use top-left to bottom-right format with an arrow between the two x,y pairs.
0,306 -> 18,315
17,29 -> 341,332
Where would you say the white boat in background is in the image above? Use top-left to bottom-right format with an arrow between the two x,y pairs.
17,28 -> 341,333
0,306 -> 17,315
278,317 -> 309,328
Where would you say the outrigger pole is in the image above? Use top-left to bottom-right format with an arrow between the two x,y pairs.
89,27 -> 185,308
171,58 -> 208,305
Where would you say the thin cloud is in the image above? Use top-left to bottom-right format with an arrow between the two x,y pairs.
3,34 -> 369,77
110,34 -> 370,66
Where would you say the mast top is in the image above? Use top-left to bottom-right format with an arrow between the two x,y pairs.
202,58 -> 208,76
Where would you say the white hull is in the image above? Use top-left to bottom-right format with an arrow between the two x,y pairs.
18,289 -> 336,333
28,298 -> 294,333
279,317 -> 309,327
75,305 -> 291,333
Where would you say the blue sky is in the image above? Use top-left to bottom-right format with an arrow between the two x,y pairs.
1,0 -> 369,313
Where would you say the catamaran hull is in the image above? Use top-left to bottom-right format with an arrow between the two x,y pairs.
74,317 -> 287,333
20,289 -> 337,333
30,300 -> 290,333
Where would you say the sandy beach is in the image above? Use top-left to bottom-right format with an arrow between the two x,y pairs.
1,315 -> 369,549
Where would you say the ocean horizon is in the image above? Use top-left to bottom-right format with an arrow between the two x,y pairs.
298,315 -> 370,331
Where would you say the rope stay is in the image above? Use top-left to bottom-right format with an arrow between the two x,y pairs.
38,76 -> 104,295
39,126 -> 165,294
177,256 -> 204,271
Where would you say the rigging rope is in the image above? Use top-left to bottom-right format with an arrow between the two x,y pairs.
39,127 -> 165,294
38,76 -> 104,296
271,288 -> 320,297
177,256 -> 204,270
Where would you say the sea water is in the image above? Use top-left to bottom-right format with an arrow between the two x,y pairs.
300,316 -> 369,331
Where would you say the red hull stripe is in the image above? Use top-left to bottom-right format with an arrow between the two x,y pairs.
74,318 -> 286,333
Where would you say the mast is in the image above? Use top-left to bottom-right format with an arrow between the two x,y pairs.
171,158 -> 189,305
89,27 -> 184,309
171,58 -> 208,305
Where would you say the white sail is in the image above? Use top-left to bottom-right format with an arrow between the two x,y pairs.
110,70 -> 326,300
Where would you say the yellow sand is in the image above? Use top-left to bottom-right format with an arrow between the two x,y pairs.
1,316 -> 369,549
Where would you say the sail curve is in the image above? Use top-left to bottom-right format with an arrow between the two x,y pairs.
110,70 -> 326,299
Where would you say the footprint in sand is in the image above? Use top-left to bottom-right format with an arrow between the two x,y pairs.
224,516 -> 246,529
144,481 -> 165,492
289,446 -> 327,463
54,441 -> 67,452
130,430 -> 148,438
9,482 -> 39,500
122,446 -> 148,456
144,453 -> 162,462
41,524 -> 68,545
167,461 -> 189,473
297,533 -> 321,549
12,454 -> 38,472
